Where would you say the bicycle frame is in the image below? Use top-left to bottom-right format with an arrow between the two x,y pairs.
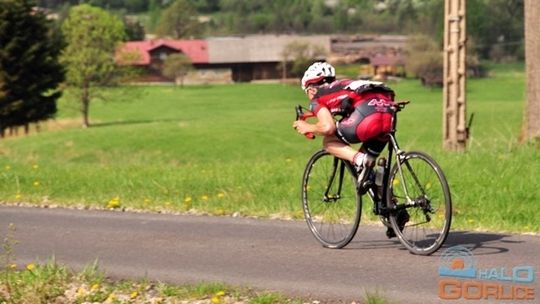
363,101 -> 412,217
373,132 -> 400,216
377,104 -> 433,216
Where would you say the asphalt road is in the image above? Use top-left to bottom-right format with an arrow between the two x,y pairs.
1,205 -> 539,303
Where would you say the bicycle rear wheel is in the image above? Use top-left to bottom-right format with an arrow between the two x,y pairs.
301,150 -> 361,249
387,151 -> 452,255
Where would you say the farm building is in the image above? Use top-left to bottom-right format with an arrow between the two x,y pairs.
117,34 -> 407,84
118,35 -> 330,84
329,35 -> 407,79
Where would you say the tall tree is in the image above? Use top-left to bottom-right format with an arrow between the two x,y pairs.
124,16 -> 145,41
60,4 -> 125,128
281,41 -> 327,78
0,0 -> 64,136
523,0 -> 540,140
162,53 -> 193,87
404,35 -> 443,87
157,0 -> 201,38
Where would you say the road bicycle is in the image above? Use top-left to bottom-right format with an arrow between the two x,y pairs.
296,101 -> 452,255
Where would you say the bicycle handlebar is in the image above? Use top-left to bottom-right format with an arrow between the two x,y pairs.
394,100 -> 410,111
295,105 -> 315,140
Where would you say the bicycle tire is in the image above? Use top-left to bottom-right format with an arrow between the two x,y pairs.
301,150 -> 362,249
387,151 -> 452,255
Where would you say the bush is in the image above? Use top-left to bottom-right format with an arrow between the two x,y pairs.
405,35 -> 443,87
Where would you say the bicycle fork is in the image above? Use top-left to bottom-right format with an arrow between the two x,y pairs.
322,157 -> 346,202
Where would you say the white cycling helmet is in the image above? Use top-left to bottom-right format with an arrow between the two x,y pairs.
301,61 -> 336,91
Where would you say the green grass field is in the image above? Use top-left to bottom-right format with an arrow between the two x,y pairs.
0,63 -> 538,233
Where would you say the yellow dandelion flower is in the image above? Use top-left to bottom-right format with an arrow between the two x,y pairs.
5,165 -> 11,171
215,291 -> 226,297
130,291 -> 139,299
76,287 -> 88,297
32,164 -> 39,170
184,196 -> 192,203
107,197 -> 121,209
211,296 -> 221,304
33,181 -> 40,187
106,293 -> 116,302
91,283 -> 100,291
393,178 -> 400,187
217,193 -> 225,198
26,263 -> 35,271
15,193 -> 22,200
201,195 -> 209,201
467,219 -> 475,224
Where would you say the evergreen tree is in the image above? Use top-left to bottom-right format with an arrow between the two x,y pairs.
0,0 -> 64,136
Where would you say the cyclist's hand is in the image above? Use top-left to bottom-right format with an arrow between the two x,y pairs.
293,120 -> 311,135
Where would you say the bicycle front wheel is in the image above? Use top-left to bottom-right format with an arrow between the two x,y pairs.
387,151 -> 452,255
301,150 -> 361,249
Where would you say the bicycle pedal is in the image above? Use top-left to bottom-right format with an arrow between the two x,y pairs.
362,180 -> 373,189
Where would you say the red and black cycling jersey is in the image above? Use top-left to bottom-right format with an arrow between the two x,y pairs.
309,79 -> 397,149
309,79 -> 396,117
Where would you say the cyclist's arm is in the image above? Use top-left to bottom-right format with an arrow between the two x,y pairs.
293,107 -> 335,136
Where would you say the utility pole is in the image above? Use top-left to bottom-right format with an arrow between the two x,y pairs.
443,0 -> 467,151
523,0 -> 540,140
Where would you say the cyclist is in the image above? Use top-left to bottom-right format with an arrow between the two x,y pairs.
292,61 -> 408,238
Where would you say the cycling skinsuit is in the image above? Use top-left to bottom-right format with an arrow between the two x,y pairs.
309,79 -> 396,155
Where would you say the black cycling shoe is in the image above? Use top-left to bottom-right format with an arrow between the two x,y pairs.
386,227 -> 397,238
386,209 -> 410,239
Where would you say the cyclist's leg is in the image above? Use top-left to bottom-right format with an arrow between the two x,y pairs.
332,110 -> 368,169
323,134 -> 372,178
322,134 -> 357,163
335,107 -> 392,167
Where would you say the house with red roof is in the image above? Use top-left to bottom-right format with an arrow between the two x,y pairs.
117,35 -> 331,84
119,39 -> 209,66
117,39 -> 212,82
